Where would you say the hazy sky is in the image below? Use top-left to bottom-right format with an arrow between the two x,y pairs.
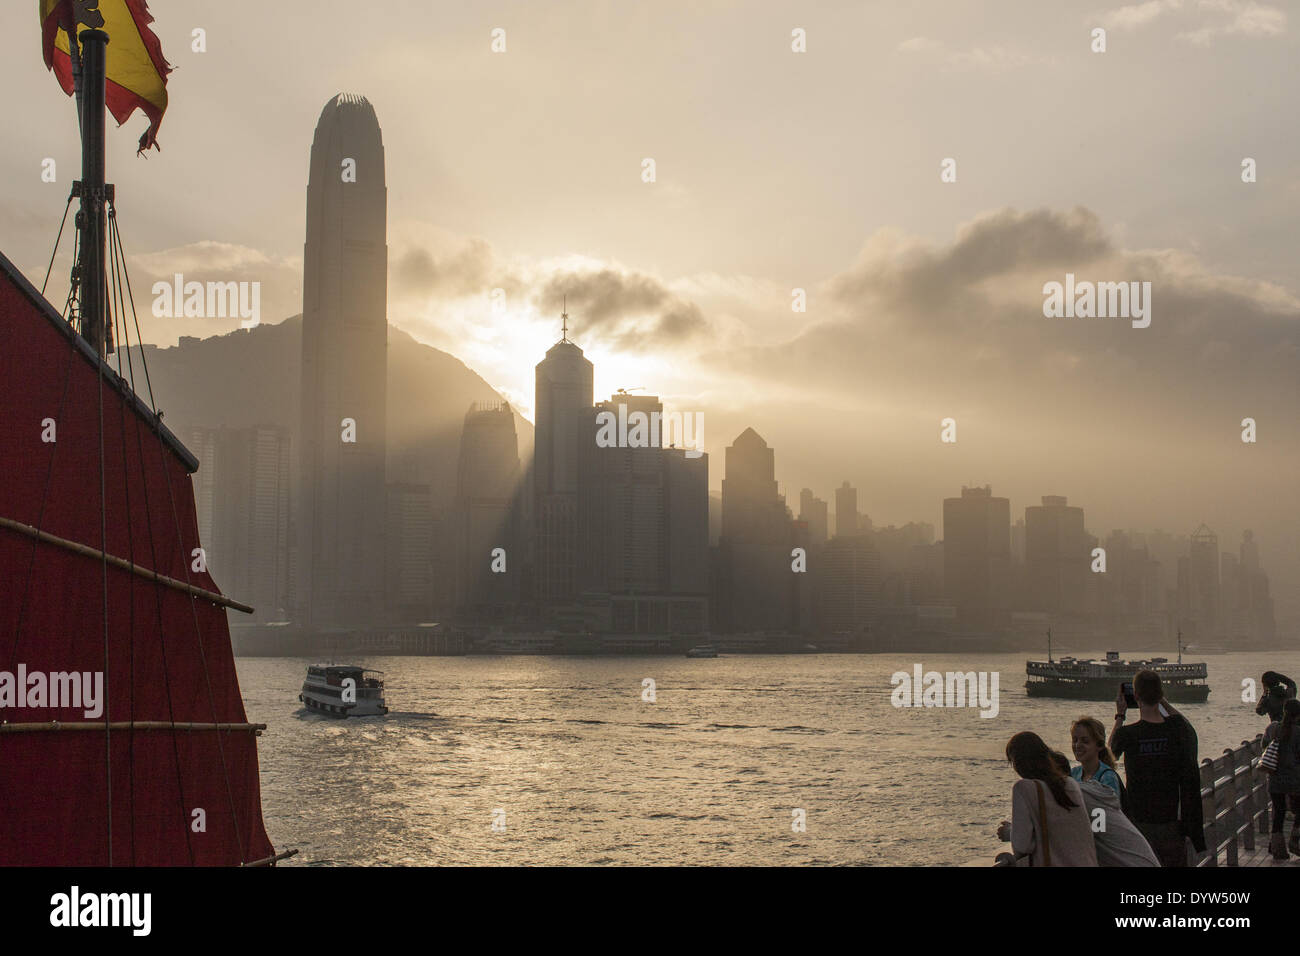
2,1 -> 1297,617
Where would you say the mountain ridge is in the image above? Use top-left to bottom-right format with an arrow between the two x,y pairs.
126,315 -> 533,511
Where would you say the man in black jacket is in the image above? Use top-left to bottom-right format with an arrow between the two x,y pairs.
1109,669 -> 1206,867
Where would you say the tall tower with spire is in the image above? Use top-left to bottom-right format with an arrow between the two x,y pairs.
297,93 -> 388,629
533,305 -> 593,606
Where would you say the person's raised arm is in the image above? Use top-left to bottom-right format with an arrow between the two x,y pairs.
1109,686 -> 1127,755
1262,671 -> 1296,696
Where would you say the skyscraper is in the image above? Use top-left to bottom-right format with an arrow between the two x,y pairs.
820,535 -> 881,630
1221,551 -> 1245,640
942,485 -> 1011,628
297,94 -> 389,628
834,481 -> 858,538
534,312 -> 593,606
189,425 -> 292,623
664,449 -> 710,616
799,488 -> 828,544
1239,530 -> 1277,645
1097,529 -> 1164,641
385,483 -> 434,622
1188,523 -> 1221,639
578,393 -> 710,634
1025,495 -> 1089,616
716,428 -> 796,632
457,401 -> 522,614
584,394 -> 667,595
721,428 -> 787,543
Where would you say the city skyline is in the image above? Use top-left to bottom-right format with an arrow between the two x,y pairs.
9,0 -> 1300,898
2,1 -> 1294,627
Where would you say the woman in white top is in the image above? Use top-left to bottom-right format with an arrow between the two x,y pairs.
996,731 -> 1099,867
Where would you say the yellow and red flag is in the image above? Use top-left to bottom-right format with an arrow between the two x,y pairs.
40,0 -> 172,153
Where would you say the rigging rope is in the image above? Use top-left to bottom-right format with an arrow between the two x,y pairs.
108,209 -> 138,864
112,214 -> 247,862
95,245 -> 113,866
41,192 -> 74,297
62,222 -> 80,321
109,208 -> 195,865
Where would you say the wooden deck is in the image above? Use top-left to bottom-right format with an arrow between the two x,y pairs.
1230,844 -> 1299,867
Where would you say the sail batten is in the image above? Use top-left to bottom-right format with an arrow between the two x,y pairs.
0,515 -> 254,613
0,721 -> 267,733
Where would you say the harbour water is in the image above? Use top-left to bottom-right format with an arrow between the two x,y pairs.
238,651 -> 1286,865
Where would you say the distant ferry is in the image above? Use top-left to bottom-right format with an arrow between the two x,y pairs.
685,643 -> 719,658
1025,649 -> 1209,702
299,665 -> 389,717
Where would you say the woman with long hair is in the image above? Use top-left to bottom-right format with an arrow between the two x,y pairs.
1050,750 -> 1158,867
1070,716 -> 1123,799
1263,698 -> 1300,859
995,731 -> 1097,866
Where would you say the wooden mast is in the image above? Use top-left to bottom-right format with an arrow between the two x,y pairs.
74,26 -> 110,358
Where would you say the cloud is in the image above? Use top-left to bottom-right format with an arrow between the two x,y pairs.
392,237 -> 494,298
1103,0 -> 1286,43
384,208 -> 1299,455
1104,0 -> 1187,30
896,36 -> 1050,71
387,227 -> 713,352
726,206 -> 1299,425
536,268 -> 710,349
132,240 -> 299,276
829,207 -> 1113,321
1197,0 -> 1286,36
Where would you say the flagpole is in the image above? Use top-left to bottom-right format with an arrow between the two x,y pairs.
76,28 -> 109,359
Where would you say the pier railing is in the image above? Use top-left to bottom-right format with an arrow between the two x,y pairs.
1196,734 -> 1270,867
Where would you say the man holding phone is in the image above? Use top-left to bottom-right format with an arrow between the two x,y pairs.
1109,669 -> 1206,867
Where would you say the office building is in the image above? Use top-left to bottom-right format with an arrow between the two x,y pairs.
297,94 -> 389,628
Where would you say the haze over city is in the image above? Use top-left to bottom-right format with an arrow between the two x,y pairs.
8,0 -> 1300,903
1,0 -> 1295,624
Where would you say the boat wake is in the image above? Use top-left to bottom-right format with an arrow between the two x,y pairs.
291,707 -> 439,721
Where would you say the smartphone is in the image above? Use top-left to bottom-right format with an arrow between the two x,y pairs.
1120,682 -> 1137,708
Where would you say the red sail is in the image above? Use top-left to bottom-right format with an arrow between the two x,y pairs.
0,250 -> 275,865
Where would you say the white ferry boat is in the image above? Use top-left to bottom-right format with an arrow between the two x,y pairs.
299,664 -> 388,717
685,643 -> 719,658
1025,649 -> 1209,702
